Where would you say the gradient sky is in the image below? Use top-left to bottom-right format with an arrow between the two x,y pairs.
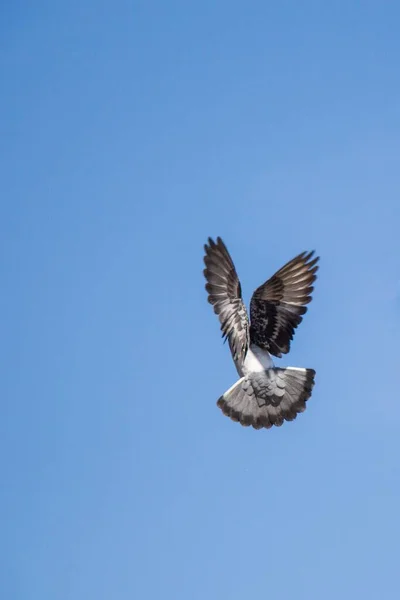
2,2 -> 400,599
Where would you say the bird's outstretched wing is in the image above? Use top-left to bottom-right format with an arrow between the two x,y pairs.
250,251 -> 319,358
204,237 -> 249,371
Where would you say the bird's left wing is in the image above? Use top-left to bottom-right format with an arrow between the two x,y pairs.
204,237 -> 249,371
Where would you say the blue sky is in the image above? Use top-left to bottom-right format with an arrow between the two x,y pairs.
1,1 -> 400,598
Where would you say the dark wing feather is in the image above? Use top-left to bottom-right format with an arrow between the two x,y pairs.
204,237 -> 249,370
250,251 -> 319,357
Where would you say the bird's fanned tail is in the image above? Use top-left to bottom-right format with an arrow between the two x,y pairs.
217,367 -> 315,429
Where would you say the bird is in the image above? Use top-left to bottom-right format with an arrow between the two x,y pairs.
203,237 -> 319,430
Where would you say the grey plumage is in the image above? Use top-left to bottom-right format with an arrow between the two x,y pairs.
203,237 -> 249,373
204,237 -> 319,430
216,368 -> 316,429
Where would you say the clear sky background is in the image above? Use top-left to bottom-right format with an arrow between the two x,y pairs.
1,2 -> 400,599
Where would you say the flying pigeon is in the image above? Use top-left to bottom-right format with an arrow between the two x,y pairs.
203,237 -> 319,430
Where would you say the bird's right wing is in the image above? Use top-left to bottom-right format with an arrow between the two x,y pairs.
250,251 -> 319,357
204,237 -> 249,372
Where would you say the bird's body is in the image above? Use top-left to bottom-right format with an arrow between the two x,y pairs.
242,344 -> 274,376
203,237 -> 319,430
